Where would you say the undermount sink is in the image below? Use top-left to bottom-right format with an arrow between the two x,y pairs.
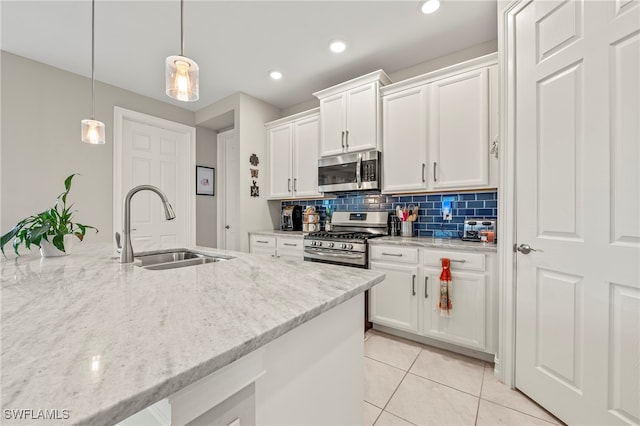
134,249 -> 233,270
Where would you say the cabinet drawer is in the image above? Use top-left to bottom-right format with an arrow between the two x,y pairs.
370,245 -> 419,264
277,237 -> 303,251
423,249 -> 485,272
250,235 -> 276,249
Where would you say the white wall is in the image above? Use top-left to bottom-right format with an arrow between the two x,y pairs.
195,127 -> 217,248
0,51 -> 195,242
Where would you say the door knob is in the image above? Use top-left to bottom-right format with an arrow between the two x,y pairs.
225,225 -> 230,229
515,243 -> 542,254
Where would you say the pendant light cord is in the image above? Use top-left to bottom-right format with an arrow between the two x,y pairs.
91,0 -> 96,120
180,0 -> 185,56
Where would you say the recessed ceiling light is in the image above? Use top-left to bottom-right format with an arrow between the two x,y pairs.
420,0 -> 440,14
329,40 -> 347,53
269,70 -> 283,80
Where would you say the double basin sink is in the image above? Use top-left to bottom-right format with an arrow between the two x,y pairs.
134,249 -> 234,270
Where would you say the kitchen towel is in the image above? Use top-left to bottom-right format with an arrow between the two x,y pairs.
439,258 -> 452,317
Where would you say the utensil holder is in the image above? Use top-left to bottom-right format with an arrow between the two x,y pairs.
401,221 -> 413,237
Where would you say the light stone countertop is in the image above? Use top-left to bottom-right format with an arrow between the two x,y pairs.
370,236 -> 498,252
249,230 -> 305,237
0,243 -> 384,425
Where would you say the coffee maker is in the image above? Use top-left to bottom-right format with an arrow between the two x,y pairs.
281,205 -> 302,231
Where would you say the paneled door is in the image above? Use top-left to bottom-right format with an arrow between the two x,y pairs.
217,129 -> 239,251
512,1 -> 639,424
117,109 -> 195,253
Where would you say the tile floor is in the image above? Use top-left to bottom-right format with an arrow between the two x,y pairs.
364,330 -> 563,426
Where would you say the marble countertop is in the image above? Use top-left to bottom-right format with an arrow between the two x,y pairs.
370,236 -> 498,252
249,230 -> 305,237
1,244 -> 384,425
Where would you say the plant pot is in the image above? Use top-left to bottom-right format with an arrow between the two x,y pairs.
40,235 -> 74,257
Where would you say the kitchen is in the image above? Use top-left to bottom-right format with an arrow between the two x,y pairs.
1,1 -> 639,426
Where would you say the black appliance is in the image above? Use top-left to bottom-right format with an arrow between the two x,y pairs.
281,205 -> 302,231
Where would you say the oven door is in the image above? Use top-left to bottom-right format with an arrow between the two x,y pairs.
303,247 -> 367,268
317,150 -> 380,192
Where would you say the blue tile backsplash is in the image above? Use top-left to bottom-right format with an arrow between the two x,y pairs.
282,190 -> 497,238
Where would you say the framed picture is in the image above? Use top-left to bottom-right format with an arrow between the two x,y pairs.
196,166 -> 215,196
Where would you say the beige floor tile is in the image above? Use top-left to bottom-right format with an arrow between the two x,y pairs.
477,399 -> 557,425
364,401 -> 382,426
386,373 -> 478,426
364,357 -> 406,408
409,345 -> 486,396
374,410 -> 415,426
481,366 -> 561,424
365,333 -> 422,371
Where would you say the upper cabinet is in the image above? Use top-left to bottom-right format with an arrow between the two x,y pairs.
381,54 -> 499,193
314,70 -> 391,157
266,109 -> 322,199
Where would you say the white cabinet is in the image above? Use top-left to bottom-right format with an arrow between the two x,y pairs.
267,109 -> 321,199
249,233 -> 303,261
368,243 -> 497,355
381,54 -> 498,193
314,70 -> 391,157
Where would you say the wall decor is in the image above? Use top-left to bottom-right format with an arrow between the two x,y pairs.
249,154 -> 259,167
250,168 -> 259,178
196,166 -> 215,196
250,180 -> 260,197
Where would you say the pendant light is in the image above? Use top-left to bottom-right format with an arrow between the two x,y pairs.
165,0 -> 199,102
81,0 -> 105,144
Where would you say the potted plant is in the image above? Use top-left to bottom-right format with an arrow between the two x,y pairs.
1,174 -> 98,258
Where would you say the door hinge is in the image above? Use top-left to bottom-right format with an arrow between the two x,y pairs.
490,137 -> 499,159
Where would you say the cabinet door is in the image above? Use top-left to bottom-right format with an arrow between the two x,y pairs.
369,262 -> 419,333
276,236 -> 303,261
268,124 -> 293,198
293,115 -> 321,198
429,68 -> 489,190
319,93 -> 346,157
345,82 -> 378,152
422,267 -> 486,350
382,86 -> 429,193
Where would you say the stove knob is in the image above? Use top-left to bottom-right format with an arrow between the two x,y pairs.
340,243 -> 347,249
317,241 -> 322,247
328,242 -> 334,248
347,244 -> 353,250
311,241 -> 316,246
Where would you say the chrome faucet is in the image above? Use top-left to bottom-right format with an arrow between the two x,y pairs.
119,185 -> 176,263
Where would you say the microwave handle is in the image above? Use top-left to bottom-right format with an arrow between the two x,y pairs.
356,153 -> 362,188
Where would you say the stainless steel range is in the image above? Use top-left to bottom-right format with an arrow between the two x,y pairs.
303,211 -> 389,268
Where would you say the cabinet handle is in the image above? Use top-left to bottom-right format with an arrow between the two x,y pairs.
283,243 -> 297,247
381,252 -> 403,257
433,162 -> 437,182
256,240 -> 269,244
422,163 -> 426,183
424,276 -> 429,298
345,130 -> 349,148
294,178 -> 297,192
412,274 -> 416,296
287,178 -> 291,192
440,258 -> 466,263
341,131 -> 345,148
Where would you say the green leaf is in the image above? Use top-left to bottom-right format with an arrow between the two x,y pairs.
52,234 -> 65,252
62,174 -> 76,205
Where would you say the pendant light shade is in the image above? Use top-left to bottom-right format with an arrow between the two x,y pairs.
166,0 -> 199,102
81,0 -> 105,144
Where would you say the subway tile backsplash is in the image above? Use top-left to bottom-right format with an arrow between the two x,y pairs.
282,190 -> 497,238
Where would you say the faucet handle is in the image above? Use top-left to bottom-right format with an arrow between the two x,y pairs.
115,232 -> 122,252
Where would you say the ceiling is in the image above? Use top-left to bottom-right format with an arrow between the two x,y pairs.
1,1 -> 497,112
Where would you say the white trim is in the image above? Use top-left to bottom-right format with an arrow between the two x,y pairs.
312,69 -> 392,99
497,0 -> 528,388
264,107 -> 320,129
113,107 -> 196,255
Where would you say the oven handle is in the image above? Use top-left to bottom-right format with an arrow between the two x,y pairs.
304,248 -> 365,259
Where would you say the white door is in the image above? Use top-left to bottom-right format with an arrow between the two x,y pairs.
369,262 -> 419,333
513,1 -> 639,424
268,124 -> 293,199
292,115 -> 321,198
430,68 -> 489,190
345,82 -> 378,153
319,93 -> 345,156
217,129 -> 240,251
382,86 -> 429,193
116,109 -> 195,253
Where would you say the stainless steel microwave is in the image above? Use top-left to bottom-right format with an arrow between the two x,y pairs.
318,150 -> 380,192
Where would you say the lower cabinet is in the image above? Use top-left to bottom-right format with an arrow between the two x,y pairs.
369,244 -> 496,354
249,233 -> 303,261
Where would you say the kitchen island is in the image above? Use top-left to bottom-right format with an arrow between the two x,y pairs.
1,243 -> 384,425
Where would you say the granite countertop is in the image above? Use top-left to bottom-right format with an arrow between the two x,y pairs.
370,236 -> 498,252
249,230 -> 305,237
1,243 -> 384,425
